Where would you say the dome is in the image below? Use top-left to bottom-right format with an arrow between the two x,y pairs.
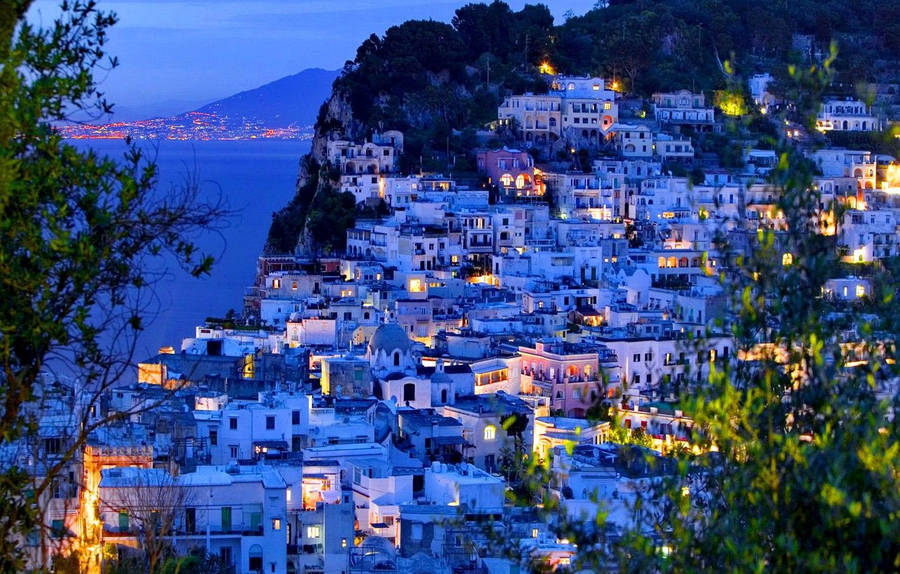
368,322 -> 411,355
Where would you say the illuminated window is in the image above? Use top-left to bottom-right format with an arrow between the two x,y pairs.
604,102 -> 611,110
484,425 -> 496,441
286,489 -> 291,502
341,538 -> 348,549
856,285 -> 866,298
532,528 -> 539,538
782,253 -> 793,266
515,174 -> 526,189
307,526 -> 321,538
272,279 -> 281,289
500,173 -> 513,187
408,279 -> 425,293
291,281 -> 297,290
667,257 -> 677,268
272,519 -> 281,531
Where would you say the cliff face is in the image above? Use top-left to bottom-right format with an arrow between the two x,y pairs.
264,85 -> 355,256
290,89 -> 356,256
309,90 -> 356,165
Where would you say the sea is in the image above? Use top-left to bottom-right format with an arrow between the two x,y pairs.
73,139 -> 310,364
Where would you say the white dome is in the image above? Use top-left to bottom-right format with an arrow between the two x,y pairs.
368,323 -> 411,355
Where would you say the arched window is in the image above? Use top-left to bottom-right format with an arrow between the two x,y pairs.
393,351 -> 400,367
782,253 -> 793,266
441,389 -> 448,403
403,383 -> 416,402
249,545 -> 263,572
484,425 -> 496,441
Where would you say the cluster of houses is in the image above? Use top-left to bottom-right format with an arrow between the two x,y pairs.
18,74 -> 900,574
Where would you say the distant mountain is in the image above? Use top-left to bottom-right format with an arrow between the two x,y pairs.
194,68 -> 341,128
111,99 -> 208,121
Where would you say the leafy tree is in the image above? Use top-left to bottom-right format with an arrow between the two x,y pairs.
0,1 -> 227,570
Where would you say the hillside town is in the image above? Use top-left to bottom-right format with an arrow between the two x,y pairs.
15,69 -> 900,574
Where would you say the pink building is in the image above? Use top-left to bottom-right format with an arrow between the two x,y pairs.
518,340 -> 618,417
476,147 -> 543,197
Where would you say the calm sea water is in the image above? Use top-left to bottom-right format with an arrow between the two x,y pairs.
75,139 -> 309,361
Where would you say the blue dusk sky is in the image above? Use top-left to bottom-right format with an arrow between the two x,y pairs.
27,0 -> 597,115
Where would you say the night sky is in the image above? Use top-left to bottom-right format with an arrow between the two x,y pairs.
27,0 -> 597,117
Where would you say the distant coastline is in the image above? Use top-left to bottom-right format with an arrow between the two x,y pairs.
58,67 -> 339,143
58,111 -> 315,141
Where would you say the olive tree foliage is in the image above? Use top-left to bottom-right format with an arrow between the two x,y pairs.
0,1 -> 227,570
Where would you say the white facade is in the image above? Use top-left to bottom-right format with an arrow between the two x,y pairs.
816,98 -> 879,132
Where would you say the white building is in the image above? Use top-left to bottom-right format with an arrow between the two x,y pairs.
652,90 -> 715,129
98,464 -> 288,574
816,98 -> 880,132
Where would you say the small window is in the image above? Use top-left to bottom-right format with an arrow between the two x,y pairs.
272,519 -> 281,531
229,417 -> 237,430
484,425 -> 496,441
266,416 -> 275,430
292,410 -> 300,425
209,429 -> 218,446
307,525 -> 321,538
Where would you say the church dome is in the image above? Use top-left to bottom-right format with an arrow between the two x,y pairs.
368,323 -> 411,356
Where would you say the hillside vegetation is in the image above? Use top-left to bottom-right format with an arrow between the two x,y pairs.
265,0 -> 900,255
